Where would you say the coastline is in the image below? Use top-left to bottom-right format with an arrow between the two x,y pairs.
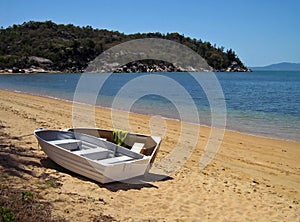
0,87 -> 300,142
0,60 -> 252,75
1,87 -> 298,142
0,71 -> 66,75
0,89 -> 299,221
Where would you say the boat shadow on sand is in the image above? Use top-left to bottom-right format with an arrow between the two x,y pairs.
40,157 -> 172,192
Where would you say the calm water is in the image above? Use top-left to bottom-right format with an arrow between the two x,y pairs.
0,71 -> 299,141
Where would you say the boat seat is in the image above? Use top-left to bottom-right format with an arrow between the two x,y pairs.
131,142 -> 144,153
49,139 -> 82,151
49,139 -> 81,145
98,155 -> 133,165
72,147 -> 107,155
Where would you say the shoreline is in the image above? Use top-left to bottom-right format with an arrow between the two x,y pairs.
0,88 -> 298,143
0,65 -> 251,75
0,89 -> 299,221
0,71 -> 67,75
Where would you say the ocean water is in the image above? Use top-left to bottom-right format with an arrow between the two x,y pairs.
0,71 -> 299,141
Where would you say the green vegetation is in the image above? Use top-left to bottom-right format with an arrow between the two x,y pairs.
0,21 -> 248,72
0,206 -> 15,222
0,186 -> 65,222
21,191 -> 35,203
45,178 -> 61,189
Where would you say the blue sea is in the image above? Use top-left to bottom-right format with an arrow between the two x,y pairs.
0,71 -> 299,141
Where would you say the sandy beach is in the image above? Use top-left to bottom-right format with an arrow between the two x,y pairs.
0,89 -> 299,221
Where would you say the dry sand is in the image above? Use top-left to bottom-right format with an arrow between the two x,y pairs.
0,89 -> 299,221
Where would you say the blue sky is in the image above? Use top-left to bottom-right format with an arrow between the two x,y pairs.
1,0 -> 299,66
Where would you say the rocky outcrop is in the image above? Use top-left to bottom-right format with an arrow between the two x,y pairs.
114,61 -> 186,73
0,67 -> 59,74
114,61 -> 251,73
218,61 -> 252,72
28,56 -> 53,64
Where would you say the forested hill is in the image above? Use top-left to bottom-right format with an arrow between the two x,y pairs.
0,21 -> 250,73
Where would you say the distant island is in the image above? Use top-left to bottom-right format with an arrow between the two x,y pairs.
251,62 -> 300,71
0,21 -> 251,73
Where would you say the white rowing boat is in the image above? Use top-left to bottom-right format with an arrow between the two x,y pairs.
34,128 -> 161,183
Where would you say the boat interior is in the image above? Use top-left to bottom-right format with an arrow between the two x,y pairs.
35,129 -> 160,164
68,128 -> 159,157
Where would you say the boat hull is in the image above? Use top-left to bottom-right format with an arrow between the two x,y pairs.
34,129 -> 160,183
